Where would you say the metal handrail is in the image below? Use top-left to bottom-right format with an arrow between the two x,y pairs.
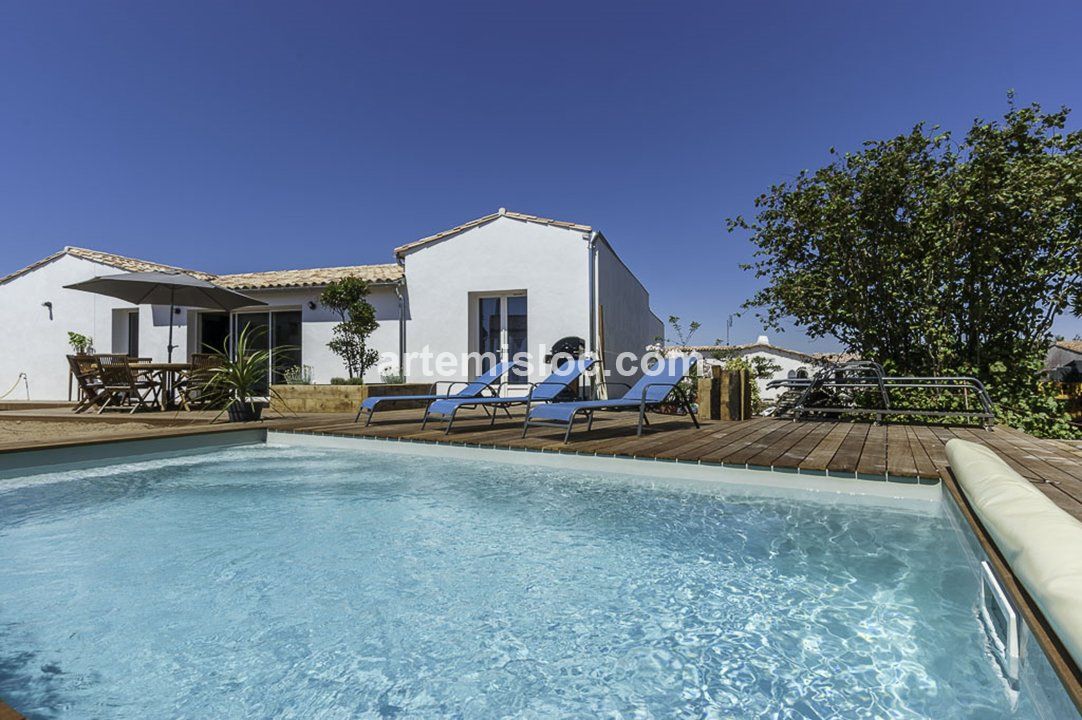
772,360 -> 995,427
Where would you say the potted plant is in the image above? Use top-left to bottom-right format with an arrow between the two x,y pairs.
67,332 -> 93,355
281,364 -> 313,385
205,325 -> 292,422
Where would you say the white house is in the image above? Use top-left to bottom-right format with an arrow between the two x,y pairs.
0,209 -> 663,401
1046,339 -> 1082,372
663,336 -> 853,401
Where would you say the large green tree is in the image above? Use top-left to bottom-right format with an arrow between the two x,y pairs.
319,276 -> 381,380
728,98 -> 1082,437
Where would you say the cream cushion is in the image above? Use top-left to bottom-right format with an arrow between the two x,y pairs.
946,438 -> 1082,667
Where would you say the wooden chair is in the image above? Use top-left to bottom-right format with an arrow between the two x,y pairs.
177,353 -> 222,410
96,355 -> 159,413
67,355 -> 105,413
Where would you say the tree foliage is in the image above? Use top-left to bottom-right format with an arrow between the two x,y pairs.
728,97 -> 1082,437
319,277 -> 381,380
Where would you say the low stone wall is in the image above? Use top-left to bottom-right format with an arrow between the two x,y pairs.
270,383 -> 431,413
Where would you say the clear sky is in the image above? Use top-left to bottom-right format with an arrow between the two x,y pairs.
2,1 -> 1080,351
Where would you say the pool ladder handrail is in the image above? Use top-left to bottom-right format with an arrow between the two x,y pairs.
768,360 -> 996,428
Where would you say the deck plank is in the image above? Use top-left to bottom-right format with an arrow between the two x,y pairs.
799,422 -> 854,472
857,424 -> 888,477
903,425 -> 939,479
828,423 -> 870,475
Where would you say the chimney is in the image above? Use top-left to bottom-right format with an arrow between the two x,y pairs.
756,334 -> 770,345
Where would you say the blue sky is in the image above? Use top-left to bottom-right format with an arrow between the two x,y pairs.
2,0 -> 1080,351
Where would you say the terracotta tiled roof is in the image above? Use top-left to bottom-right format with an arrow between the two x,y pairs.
0,246 -> 217,285
664,343 -> 857,364
812,351 -> 862,364
216,264 -> 403,290
64,246 -> 217,280
1055,340 -> 1082,354
0,246 -> 401,290
394,208 -> 593,257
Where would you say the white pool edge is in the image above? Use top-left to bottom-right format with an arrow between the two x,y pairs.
268,430 -> 942,511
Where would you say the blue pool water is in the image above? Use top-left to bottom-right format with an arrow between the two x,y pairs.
0,444 -> 1054,718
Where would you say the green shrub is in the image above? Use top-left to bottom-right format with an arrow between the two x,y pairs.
330,377 -> 366,386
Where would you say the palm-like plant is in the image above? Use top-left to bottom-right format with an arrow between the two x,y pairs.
205,324 -> 292,421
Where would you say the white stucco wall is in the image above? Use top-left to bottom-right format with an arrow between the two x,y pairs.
0,254 -> 184,400
595,238 -> 663,383
737,348 -> 816,400
401,216 -> 591,385
666,345 -> 820,401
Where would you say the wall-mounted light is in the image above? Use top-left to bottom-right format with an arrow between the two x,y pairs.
41,301 -> 53,320
307,301 -> 317,310
174,307 -> 181,315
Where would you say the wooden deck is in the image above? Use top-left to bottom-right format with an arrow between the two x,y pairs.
275,409 -> 1082,519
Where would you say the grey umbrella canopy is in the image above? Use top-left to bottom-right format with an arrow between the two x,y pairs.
65,271 -> 266,361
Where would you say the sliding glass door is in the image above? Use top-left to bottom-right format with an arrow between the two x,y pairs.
475,293 -> 528,384
195,310 -> 302,395
232,311 -> 302,394
271,311 -> 303,383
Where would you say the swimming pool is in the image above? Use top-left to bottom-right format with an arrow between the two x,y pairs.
0,439 -> 1074,718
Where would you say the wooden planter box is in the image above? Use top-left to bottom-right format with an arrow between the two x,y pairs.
696,367 -> 753,421
270,383 -> 431,413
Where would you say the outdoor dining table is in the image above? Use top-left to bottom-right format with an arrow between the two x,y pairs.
130,361 -> 192,410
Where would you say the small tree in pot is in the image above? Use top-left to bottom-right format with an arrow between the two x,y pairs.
320,276 -> 381,382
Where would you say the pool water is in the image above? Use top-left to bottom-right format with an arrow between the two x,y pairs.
0,444 -> 1052,718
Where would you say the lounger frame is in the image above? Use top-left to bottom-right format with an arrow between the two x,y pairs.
354,379 -> 508,426
522,380 -> 700,443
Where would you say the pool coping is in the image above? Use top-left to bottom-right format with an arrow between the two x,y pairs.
940,466 -> 1082,714
0,698 -> 24,720
0,424 -> 268,478
268,429 -> 944,508
268,425 -> 942,482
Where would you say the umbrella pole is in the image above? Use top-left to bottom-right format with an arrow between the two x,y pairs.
167,288 -> 175,362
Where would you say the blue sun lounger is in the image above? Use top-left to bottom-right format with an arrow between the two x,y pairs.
354,360 -> 520,426
523,356 -> 699,442
422,358 -> 597,433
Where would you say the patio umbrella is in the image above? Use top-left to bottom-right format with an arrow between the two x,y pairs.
65,271 -> 266,361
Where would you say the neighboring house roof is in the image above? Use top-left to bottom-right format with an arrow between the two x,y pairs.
0,246 -> 400,291
1054,340 -> 1082,355
665,343 -> 860,365
394,208 -> 593,257
812,351 -> 862,364
667,343 -> 821,363
0,246 -> 217,285
216,264 -> 403,290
